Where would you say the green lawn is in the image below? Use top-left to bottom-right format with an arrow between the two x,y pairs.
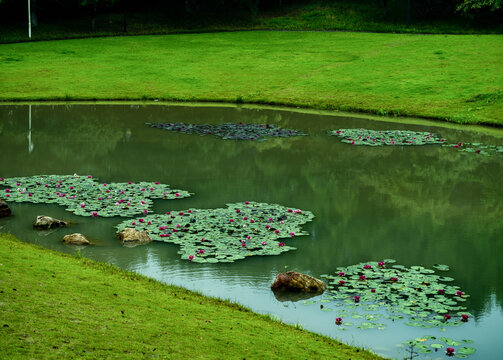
0,31 -> 502,126
0,234 -> 382,359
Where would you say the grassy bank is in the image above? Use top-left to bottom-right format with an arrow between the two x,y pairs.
0,31 -> 502,126
0,233 -> 382,359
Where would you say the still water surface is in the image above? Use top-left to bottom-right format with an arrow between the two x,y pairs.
1,104 -> 503,359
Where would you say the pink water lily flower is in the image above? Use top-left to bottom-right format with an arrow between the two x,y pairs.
92,212 -> 98,217
338,272 -> 345,277
244,201 -> 250,204
378,261 -> 385,267
278,242 -> 285,247
461,314 -> 469,322
364,264 -> 372,269
274,230 -> 280,234
198,249 -> 205,254
338,280 -> 345,286
446,348 -> 455,356
444,314 -> 451,320
335,318 -> 342,325
261,241 -> 267,245
188,255 -> 194,261
354,296 -> 360,303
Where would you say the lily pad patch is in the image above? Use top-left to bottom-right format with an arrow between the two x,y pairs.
0,175 -> 191,217
444,142 -> 503,156
115,202 -> 314,263
320,261 -> 470,328
400,336 -> 476,358
147,122 -> 306,141
330,129 -> 445,146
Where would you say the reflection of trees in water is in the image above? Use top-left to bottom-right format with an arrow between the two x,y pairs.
1,104 -> 503,315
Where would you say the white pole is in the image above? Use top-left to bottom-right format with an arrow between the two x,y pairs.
28,0 -> 31,39
28,105 -> 34,153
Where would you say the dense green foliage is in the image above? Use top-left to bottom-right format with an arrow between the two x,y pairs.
0,32 -> 501,126
0,234 -> 383,359
0,0 -> 501,44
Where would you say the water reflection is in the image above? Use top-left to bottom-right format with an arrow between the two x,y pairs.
1,104 -> 503,359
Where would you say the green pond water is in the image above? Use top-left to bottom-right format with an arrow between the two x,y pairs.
1,104 -> 503,359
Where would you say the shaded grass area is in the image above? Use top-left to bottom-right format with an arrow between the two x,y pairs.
0,0 -> 501,44
0,31 -> 502,126
0,233 -> 382,359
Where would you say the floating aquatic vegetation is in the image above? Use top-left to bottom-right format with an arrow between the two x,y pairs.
320,261 -> 470,329
330,128 -> 445,146
115,202 -> 314,263
0,175 -> 190,217
401,336 -> 476,358
146,122 -> 305,141
443,142 -> 503,156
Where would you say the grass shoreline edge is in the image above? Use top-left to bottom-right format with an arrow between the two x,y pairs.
0,233 -> 384,359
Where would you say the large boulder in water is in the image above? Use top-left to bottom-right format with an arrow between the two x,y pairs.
62,233 -> 90,245
0,200 -> 11,217
118,228 -> 152,245
34,215 -> 67,229
271,271 -> 326,293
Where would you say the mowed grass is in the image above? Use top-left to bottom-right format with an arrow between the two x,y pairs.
0,234 -> 383,360
0,31 -> 502,125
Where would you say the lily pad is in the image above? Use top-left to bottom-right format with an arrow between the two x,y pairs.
0,175 -> 190,217
324,260 -> 470,328
330,129 -> 445,146
457,347 -> 476,355
400,336 -> 476,358
147,122 -> 306,141
116,201 -> 314,263
433,264 -> 450,271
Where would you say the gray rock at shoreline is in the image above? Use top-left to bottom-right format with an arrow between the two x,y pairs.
34,215 -> 67,229
271,271 -> 326,293
0,200 -> 11,217
118,228 -> 152,245
62,233 -> 90,246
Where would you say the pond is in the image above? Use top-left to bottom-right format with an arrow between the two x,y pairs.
1,104 -> 503,359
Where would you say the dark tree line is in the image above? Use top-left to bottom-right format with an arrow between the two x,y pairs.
0,0 -> 501,26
